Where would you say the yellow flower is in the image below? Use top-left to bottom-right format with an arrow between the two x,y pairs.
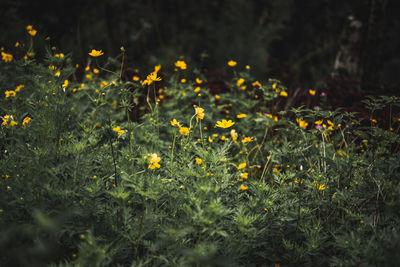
309,89 -> 316,96
241,172 -> 248,179
238,163 -> 246,170
227,60 -> 237,67
220,135 -> 227,141
236,113 -> 247,119
26,25 -> 37,36
208,136 -> 213,143
194,87 -> 201,93
132,76 -> 140,82
179,127 -> 189,136
194,106 -> 205,122
241,137 -> 255,143
215,119 -> 235,128
15,85 -> 24,92
272,83 -> 277,89
1,52 -> 13,62
317,184 -> 326,191
252,81 -> 262,87
240,85 -> 247,90
146,153 -> 161,169
55,70 -> 61,77
88,49 -> 104,57
315,120 -> 323,125
230,129 -> 238,142
280,91 -> 288,97
15,42 -> 20,47
170,119 -> 181,128
296,118 -> 308,129
195,158 -> 202,165
180,78 -> 186,83
112,126 -> 125,136
101,81 -> 108,87
174,60 -> 187,70
240,185 -> 248,191
215,94 -> 220,99
370,118 -> 377,123
62,80 -> 69,89
245,65 -> 250,70
22,117 -> 31,127
93,68 -> 99,74
2,115 -> 17,127
5,90 -> 16,98
142,70 -> 162,86
236,78 -> 245,87
196,78 -> 202,84
55,53 -> 64,58
120,46 -> 125,52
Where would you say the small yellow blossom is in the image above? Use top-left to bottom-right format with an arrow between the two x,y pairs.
26,25 -> 37,36
55,53 -> 64,58
101,81 -> 108,88
132,76 -> 140,82
22,117 -> 31,127
196,78 -> 202,84
241,172 -> 248,179
112,126 -> 125,136
55,70 -> 61,77
230,129 -> 238,142
240,85 -> 247,90
1,52 -> 13,62
194,87 -> 201,93
252,81 -> 262,87
245,65 -> 250,70
317,184 -> 326,190
215,94 -> 220,99
309,89 -> 316,96
227,60 -> 237,67
15,42 -> 20,47
195,158 -> 202,165
208,136 -> 213,143
5,91 -> 16,98
236,78 -> 245,87
280,91 -> 288,97
215,119 -> 235,128
174,60 -> 187,70
220,135 -> 227,141
241,137 -> 255,143
146,153 -> 161,169
15,85 -> 24,92
2,115 -> 18,127
170,119 -> 182,128
142,69 -> 162,86
237,113 -> 247,119
296,118 -> 308,129
93,68 -> 99,74
194,106 -> 205,122
240,185 -> 248,191
88,49 -> 104,57
315,120 -> 323,125
180,78 -> 186,83
62,80 -> 69,89
120,46 -> 125,52
238,163 -> 246,170
179,127 -> 189,136
370,118 -> 377,123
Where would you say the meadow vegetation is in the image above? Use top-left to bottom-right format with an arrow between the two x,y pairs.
1,26 -> 400,266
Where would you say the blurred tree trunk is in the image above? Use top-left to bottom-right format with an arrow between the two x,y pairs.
361,0 -> 387,90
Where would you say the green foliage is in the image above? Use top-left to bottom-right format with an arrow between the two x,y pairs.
1,30 -> 400,266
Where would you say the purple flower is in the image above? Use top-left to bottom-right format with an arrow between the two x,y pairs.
320,92 -> 326,97
315,125 -> 323,130
313,106 -> 320,110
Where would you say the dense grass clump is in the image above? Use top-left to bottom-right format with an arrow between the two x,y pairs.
1,27 -> 400,266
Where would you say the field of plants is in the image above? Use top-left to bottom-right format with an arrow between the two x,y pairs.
1,26 -> 400,266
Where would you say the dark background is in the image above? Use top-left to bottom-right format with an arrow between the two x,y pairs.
1,0 -> 399,102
